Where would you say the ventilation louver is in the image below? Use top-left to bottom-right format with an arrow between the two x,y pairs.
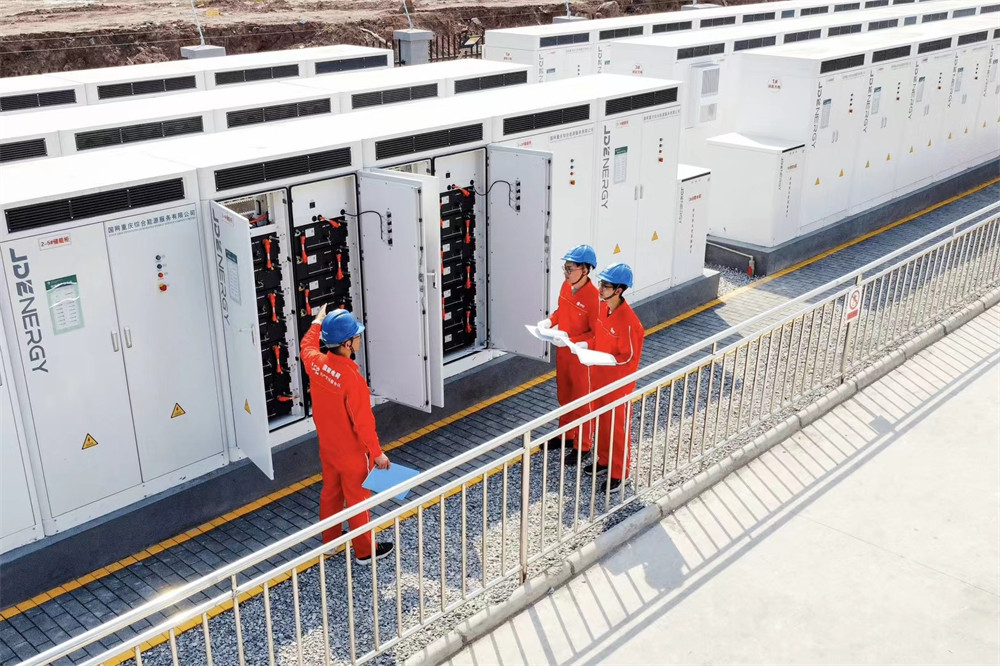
352,84 -> 437,109
215,65 -> 299,86
917,38 -> 951,54
599,26 -> 644,40
0,89 -> 76,112
315,55 -> 389,74
375,124 -> 484,160
604,88 -> 677,116
827,24 -> 862,36
872,46 -> 911,64
227,98 -> 332,128
75,116 -> 204,151
0,139 -> 47,163
502,105 -> 589,135
539,33 -> 588,48
957,31 -> 988,46
214,148 -> 352,191
819,54 -> 865,74
97,76 -> 196,100
5,179 -> 185,233
652,21 -> 692,33
742,11 -> 775,22
454,70 -> 528,94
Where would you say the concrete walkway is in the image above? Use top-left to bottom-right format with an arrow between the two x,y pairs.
447,306 -> 1000,666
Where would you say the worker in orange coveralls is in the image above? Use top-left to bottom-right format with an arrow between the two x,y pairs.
590,263 -> 644,490
301,304 -> 394,565
537,244 -> 600,466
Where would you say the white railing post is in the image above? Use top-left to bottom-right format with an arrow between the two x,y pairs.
519,431 -> 532,583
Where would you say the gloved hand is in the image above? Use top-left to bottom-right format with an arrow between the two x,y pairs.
550,330 -> 569,347
537,318 -> 552,329
313,303 -> 329,325
575,341 -> 588,350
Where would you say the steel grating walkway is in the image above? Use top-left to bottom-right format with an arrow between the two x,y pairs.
1,181 -> 998,664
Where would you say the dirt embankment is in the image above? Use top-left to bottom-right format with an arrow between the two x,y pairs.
0,0 -> 682,77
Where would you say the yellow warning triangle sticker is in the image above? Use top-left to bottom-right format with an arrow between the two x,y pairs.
82,434 -> 98,450
865,160 -> 870,168
948,132 -> 953,139
244,400 -> 252,414
964,127 -> 968,134
928,140 -> 933,147
885,153 -> 891,161
815,178 -> 821,186
171,403 -> 186,419
613,244 -> 621,255
909,146 -> 914,153
838,169 -> 844,178
651,231 -> 659,241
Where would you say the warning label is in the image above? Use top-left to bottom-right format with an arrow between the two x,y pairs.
171,403 -> 186,419
244,400 -> 252,414
82,433 -> 98,450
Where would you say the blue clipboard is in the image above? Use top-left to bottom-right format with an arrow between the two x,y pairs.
362,463 -> 420,501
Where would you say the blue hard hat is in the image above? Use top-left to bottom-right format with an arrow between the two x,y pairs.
320,309 -> 365,346
561,244 -> 598,269
598,263 -> 634,290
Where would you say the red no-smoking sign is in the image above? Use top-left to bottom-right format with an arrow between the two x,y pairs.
844,286 -> 862,323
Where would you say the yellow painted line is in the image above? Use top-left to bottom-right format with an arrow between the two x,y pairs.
3,175 -> 997,623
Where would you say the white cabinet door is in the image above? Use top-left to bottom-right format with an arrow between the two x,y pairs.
209,201 -> 272,479
635,110 -> 680,293
357,170 -> 439,412
0,340 -> 38,548
595,117 -> 643,271
487,145 -> 553,361
2,226 -> 141,517
105,205 -> 225,482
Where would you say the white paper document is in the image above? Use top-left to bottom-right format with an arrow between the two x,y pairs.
524,324 -> 616,366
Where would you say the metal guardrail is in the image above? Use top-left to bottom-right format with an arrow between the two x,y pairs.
21,201 -> 1000,666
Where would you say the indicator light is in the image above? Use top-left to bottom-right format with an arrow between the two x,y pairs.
159,284 -> 168,292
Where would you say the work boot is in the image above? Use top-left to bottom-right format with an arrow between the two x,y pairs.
563,449 -> 590,466
544,436 -> 570,451
356,542 -> 394,565
607,477 -> 626,491
591,462 -> 609,476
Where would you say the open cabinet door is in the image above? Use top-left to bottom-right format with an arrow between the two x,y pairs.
358,170 -> 442,412
209,201 -> 272,479
487,145 -> 553,362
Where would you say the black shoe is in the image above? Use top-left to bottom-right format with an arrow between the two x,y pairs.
563,449 -> 590,466
591,462 -> 609,476
356,542 -> 394,565
608,477 -> 626,491
544,436 -> 573,450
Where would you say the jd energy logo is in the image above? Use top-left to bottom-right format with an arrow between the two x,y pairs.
211,205 -> 230,323
7,249 -> 47,372
600,126 -> 612,209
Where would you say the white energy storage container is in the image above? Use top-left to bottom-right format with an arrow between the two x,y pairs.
482,0 -> 988,81
600,0 -> 993,163
0,155 -> 228,535
0,316 -> 42,552
674,165 -> 713,285
0,73 -> 85,116
0,44 -> 392,112
0,60 -> 532,164
711,17 -> 999,243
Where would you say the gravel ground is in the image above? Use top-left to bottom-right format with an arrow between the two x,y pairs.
708,263 -> 762,296
104,236 -> 998,666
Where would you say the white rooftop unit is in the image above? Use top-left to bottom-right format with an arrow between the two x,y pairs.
0,73 -> 85,115
0,60 -> 532,164
482,0 -> 984,81
0,44 -> 392,112
602,0 -> 991,163
707,16 -> 999,246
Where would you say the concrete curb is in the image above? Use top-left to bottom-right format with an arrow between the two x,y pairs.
403,293 -> 998,666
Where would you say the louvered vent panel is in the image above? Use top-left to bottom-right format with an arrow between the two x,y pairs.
165,76 -> 197,92
0,139 -> 47,163
315,55 -> 388,74
5,179 -> 185,233
297,98 -> 331,116
244,67 -> 274,82
383,87 -> 414,105
410,83 -> 437,100
264,102 -> 299,122
215,71 -> 245,86
227,108 -> 266,128
918,38 -> 951,54
162,116 -> 204,136
121,122 -> 164,143
0,89 -> 77,112
604,88 -> 677,116
97,83 -> 135,99
373,124 -> 483,160
213,148 -> 351,191
132,79 -> 167,96
957,31 -> 988,45
502,104 -> 590,135
872,46 -> 911,63
352,91 -> 383,109
819,54 -> 865,73
75,128 -> 122,151
97,76 -> 195,100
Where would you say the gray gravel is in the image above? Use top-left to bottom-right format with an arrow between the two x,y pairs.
708,263 -> 762,296
114,243 -> 997,666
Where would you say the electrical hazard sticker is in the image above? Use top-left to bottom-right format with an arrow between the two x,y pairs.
244,400 -> 252,414
171,403 -> 186,419
82,433 -> 98,450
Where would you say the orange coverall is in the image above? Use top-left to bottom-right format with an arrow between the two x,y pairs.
590,300 -> 644,480
301,323 -> 381,557
548,279 -> 600,449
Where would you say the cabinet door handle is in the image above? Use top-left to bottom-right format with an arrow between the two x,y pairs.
633,186 -> 639,200
111,331 -> 120,352
124,327 -> 133,349
639,184 -> 644,199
